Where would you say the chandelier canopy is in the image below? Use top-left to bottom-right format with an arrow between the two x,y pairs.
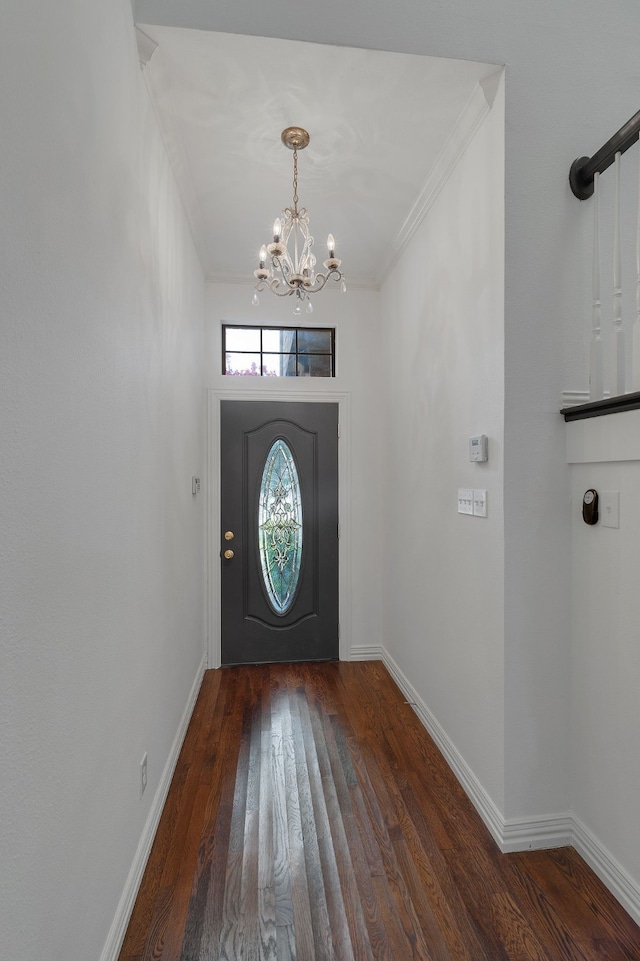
253,127 -> 346,315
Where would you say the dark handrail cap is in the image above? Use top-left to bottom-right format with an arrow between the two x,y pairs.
569,157 -> 594,200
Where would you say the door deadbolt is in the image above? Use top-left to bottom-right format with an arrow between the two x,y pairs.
224,531 -> 234,541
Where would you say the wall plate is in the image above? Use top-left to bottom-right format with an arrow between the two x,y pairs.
473,489 -> 487,517
600,490 -> 619,529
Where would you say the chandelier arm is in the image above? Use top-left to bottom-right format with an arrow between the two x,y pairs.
257,267 -> 343,298
256,278 -> 296,298
300,269 -> 343,295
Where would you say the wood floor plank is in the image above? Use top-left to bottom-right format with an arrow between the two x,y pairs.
337,669 -> 487,961
258,673 -> 277,960
505,853 -> 604,961
395,773 -> 493,961
307,691 -> 374,961
159,782 -> 212,961
270,682 -> 295,932
543,848 -> 640,959
184,683 -> 251,960
322,713 -> 392,961
219,697 -> 262,960
181,672 -> 247,961
277,681 -> 316,960
340,729 -> 434,960
119,662 -> 640,961
576,940 -> 638,961
338,668 -> 472,961
288,678 -> 344,961
121,671 -> 221,958
139,674 -> 232,961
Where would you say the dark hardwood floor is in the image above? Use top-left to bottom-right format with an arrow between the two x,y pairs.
118,661 -> 640,960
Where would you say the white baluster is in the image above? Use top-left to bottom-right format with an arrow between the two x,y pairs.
613,151 -> 625,395
590,172 -> 604,401
633,143 -> 640,391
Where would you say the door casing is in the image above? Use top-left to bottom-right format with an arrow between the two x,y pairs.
207,387 -> 351,668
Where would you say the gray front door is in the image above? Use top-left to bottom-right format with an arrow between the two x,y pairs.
220,401 -> 339,665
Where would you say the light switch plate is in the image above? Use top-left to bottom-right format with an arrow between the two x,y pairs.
458,489 -> 474,515
600,490 -> 619,528
473,489 -> 487,517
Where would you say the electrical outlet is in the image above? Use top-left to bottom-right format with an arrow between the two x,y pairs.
140,752 -> 148,798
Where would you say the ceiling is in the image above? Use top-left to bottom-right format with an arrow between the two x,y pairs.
136,26 -> 499,288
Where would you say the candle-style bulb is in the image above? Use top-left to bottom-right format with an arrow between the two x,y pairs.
327,234 -> 335,256
273,219 -> 282,242
259,245 -> 268,268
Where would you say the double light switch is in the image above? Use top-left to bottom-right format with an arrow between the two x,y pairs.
458,489 -> 487,517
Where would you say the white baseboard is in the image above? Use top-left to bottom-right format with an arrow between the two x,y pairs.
370,645 -> 640,926
349,644 -> 384,661
501,814 -> 573,852
99,655 -> 206,961
573,815 -> 640,925
378,646 -> 506,847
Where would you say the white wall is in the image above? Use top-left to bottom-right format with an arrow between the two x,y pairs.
0,4 -> 206,960
568,412 -> 640,908
134,0 -> 640,834
379,81 -> 505,808
4,0 -> 640,954
136,0 -> 640,921
205,283 -> 386,659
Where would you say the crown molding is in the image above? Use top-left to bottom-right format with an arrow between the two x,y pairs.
135,26 -> 158,67
379,75 -> 499,286
137,34 -> 210,276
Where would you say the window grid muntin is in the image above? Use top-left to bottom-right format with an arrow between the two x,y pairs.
222,325 -> 335,377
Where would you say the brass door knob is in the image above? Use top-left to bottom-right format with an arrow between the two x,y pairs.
223,549 -> 234,560
224,531 -> 234,541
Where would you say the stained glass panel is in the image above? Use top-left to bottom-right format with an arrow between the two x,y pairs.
258,440 -> 303,614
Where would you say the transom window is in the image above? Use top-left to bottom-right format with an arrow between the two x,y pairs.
223,325 -> 335,378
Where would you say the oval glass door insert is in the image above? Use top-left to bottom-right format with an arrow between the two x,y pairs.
258,439 -> 303,614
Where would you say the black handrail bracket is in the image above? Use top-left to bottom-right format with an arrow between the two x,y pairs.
569,108 -> 640,200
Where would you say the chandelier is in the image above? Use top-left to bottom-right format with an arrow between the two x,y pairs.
252,127 -> 346,315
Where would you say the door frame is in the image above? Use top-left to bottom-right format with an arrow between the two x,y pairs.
207,387 -> 351,668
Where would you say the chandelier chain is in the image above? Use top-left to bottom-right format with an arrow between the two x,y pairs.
292,149 -> 299,213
